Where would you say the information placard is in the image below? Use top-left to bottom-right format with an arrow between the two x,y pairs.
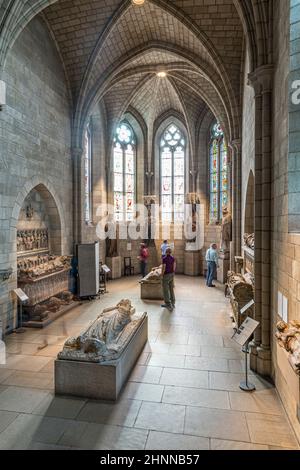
101,264 -> 111,274
14,288 -> 29,302
232,317 -> 259,347
240,299 -> 255,316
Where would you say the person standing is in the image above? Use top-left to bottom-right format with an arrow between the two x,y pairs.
205,243 -> 219,287
160,240 -> 169,258
139,243 -> 149,278
161,247 -> 176,311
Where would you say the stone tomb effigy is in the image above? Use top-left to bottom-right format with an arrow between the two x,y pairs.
276,321 -> 300,424
17,254 -> 74,327
226,270 -> 254,327
140,265 -> 164,300
55,299 -> 148,400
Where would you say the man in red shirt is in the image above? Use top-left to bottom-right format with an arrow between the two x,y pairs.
161,247 -> 176,312
139,243 -> 149,278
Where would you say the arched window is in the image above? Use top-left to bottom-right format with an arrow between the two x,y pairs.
113,122 -> 136,222
160,124 -> 186,223
209,122 -> 228,223
84,122 -> 92,223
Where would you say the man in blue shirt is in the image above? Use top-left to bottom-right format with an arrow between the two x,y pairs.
161,240 -> 169,258
205,243 -> 219,288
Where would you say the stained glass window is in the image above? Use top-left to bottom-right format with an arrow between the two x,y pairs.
160,124 -> 186,223
84,123 -> 92,223
209,122 -> 228,223
113,123 -> 136,221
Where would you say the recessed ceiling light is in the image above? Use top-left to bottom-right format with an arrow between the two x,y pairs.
157,71 -> 167,78
132,0 -> 145,5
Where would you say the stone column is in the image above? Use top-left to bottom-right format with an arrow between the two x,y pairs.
229,140 -> 241,270
248,65 -> 273,376
72,147 -> 83,246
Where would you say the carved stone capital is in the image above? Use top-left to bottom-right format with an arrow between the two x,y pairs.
248,65 -> 274,95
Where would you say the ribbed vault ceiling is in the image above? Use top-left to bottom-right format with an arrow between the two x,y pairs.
40,0 -> 245,140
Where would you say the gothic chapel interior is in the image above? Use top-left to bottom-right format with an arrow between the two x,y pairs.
0,0 -> 300,452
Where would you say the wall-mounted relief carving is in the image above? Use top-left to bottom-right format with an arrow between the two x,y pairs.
17,228 -> 49,254
0,268 -> 13,282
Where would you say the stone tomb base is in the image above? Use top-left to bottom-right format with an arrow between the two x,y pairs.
217,253 -> 230,284
55,315 -> 148,401
184,251 -> 201,276
106,256 -> 122,280
140,282 -> 163,300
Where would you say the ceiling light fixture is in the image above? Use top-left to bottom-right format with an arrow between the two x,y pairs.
131,0 -> 145,6
157,71 -> 167,78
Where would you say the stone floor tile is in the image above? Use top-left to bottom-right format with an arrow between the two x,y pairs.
146,353 -> 185,368
121,382 -> 164,402
228,359 -> 251,373
184,407 -> 250,442
32,393 -> 86,419
143,342 -> 170,354
135,402 -> 185,433
0,386 -> 49,413
229,390 -> 285,415
168,344 -> 201,356
39,359 -> 55,374
0,414 -> 68,449
31,416 -> 71,445
188,334 -> 224,347
162,386 -> 230,410
0,369 -> 14,384
0,354 -> 53,372
129,365 -> 163,384
160,368 -> 209,389
0,410 -> 19,433
35,344 -> 63,357
61,421 -> 148,450
146,431 -> 209,450
200,346 -> 241,360
77,399 -> 141,427
245,413 -> 299,448
211,439 -> 268,450
209,372 -> 273,392
3,371 -> 53,389
156,332 -> 189,345
5,341 -> 39,355
27,442 -> 74,450
185,356 -> 229,372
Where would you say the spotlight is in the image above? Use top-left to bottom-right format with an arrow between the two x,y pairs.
131,0 -> 145,5
157,71 -> 167,78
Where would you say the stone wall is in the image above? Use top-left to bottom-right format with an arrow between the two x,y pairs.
289,0 -> 300,232
0,17 -> 72,334
241,48 -> 255,239
272,0 -> 300,440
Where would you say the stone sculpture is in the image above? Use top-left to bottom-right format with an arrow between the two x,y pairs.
17,228 -> 49,252
186,193 -> 201,246
58,299 -> 146,363
17,255 -> 71,280
276,320 -> 300,374
220,207 -> 232,252
105,223 -> 119,258
140,265 -> 162,283
144,196 -> 156,246
226,270 -> 254,326
244,233 -> 255,251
